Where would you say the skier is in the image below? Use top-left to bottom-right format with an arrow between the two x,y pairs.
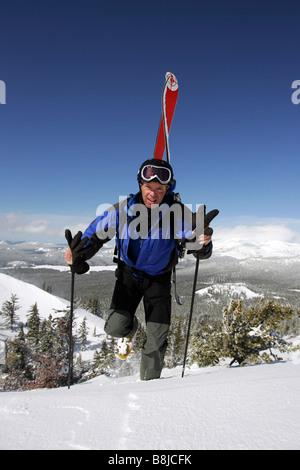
64,158 -> 215,380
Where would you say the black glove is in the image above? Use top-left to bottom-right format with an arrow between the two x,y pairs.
204,209 -> 219,228
187,209 -> 219,256
65,230 -> 90,274
77,232 -> 103,261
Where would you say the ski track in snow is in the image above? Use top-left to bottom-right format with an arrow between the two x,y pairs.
119,392 -> 141,449
1,360 -> 299,450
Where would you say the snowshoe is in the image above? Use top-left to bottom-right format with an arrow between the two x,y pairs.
116,323 -> 139,360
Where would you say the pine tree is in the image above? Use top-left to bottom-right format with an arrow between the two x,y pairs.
4,337 -> 34,390
17,323 -> 26,342
92,349 -> 103,372
222,299 -> 300,366
75,353 -> 84,371
189,316 -> 222,367
42,281 -> 52,293
26,303 -> 40,348
89,297 -> 103,318
222,300 -> 253,366
185,299 -> 300,369
78,316 -> 89,350
39,315 -> 55,354
84,338 -> 111,379
81,296 -> 103,318
52,314 -> 70,357
1,294 -> 20,330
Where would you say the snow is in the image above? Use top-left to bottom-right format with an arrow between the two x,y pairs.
2,264 -> 116,272
0,273 -> 300,450
30,265 -> 116,272
196,283 -> 261,300
0,361 -> 299,450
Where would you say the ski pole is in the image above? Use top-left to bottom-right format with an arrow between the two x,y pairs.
181,210 -> 219,378
181,252 -> 200,378
67,271 -> 75,389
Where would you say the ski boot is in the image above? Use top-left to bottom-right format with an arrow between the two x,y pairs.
116,321 -> 139,360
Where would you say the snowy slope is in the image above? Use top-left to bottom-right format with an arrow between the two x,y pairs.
0,273 -> 106,361
0,274 -> 300,450
0,359 -> 299,450
0,272 -> 75,321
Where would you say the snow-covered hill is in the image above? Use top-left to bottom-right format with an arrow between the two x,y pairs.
196,282 -> 262,300
0,273 -> 106,362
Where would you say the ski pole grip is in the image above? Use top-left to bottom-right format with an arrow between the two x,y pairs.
65,229 -> 73,247
204,209 -> 219,227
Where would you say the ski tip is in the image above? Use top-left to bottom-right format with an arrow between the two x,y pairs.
165,72 -> 178,91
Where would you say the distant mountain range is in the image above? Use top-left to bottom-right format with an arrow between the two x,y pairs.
0,239 -> 299,310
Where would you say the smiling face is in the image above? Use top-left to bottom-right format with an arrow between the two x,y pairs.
140,181 -> 168,208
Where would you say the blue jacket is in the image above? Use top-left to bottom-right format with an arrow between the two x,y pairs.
82,192 -> 211,277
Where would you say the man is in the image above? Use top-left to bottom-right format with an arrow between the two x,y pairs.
65,158 -> 217,380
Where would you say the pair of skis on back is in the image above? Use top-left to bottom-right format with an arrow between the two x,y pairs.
153,71 -> 179,163
117,72 -> 179,361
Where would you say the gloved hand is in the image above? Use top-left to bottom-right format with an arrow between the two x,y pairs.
65,230 -> 90,274
187,209 -> 219,256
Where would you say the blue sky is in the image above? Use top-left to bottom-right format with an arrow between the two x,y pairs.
1,0 -> 300,243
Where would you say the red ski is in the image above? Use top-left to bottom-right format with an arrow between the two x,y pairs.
153,72 -> 178,162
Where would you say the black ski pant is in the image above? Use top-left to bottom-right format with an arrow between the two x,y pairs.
104,265 -> 172,380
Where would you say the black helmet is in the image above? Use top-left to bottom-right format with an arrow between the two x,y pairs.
137,158 -> 175,188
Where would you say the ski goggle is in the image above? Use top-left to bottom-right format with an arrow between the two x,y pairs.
141,165 -> 172,185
